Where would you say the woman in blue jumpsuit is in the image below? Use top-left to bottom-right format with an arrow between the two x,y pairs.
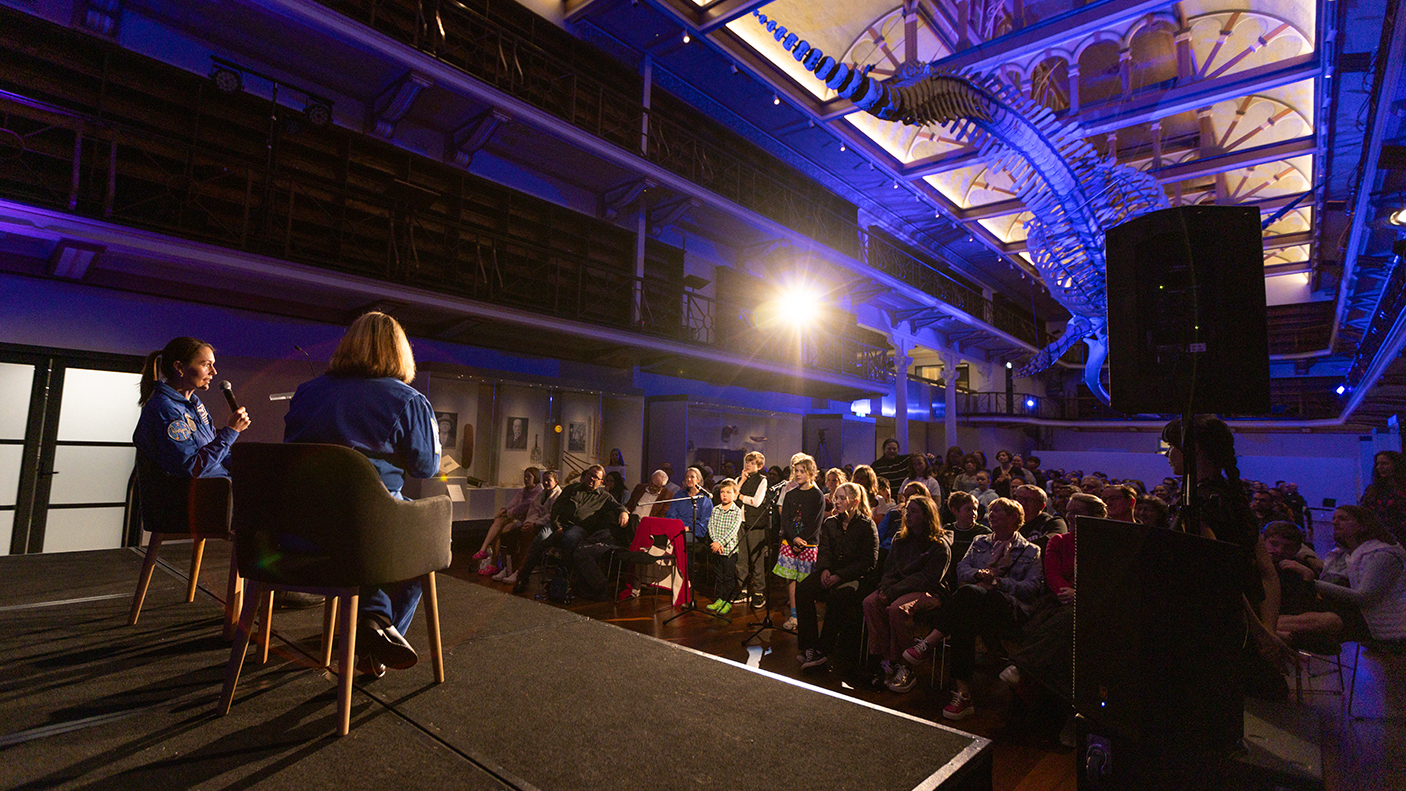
133,337 -> 250,477
284,311 -> 440,675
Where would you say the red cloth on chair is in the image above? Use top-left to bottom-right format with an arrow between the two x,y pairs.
633,517 -> 691,607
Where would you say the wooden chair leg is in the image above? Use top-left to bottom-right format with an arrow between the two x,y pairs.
424,572 -> 445,684
336,592 -> 359,736
258,590 -> 274,664
320,596 -> 339,669
223,550 -> 243,641
218,581 -> 261,716
186,538 -> 206,602
127,535 -> 164,626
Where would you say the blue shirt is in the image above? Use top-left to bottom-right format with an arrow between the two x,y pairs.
133,381 -> 238,478
283,374 -> 440,498
666,490 -> 714,539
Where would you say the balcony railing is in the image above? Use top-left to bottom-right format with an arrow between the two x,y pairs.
318,0 -> 1050,348
0,33 -> 893,385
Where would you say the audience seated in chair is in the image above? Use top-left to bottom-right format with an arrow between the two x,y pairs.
625,469 -> 675,519
472,466 -> 543,577
863,494 -> 951,693
1277,506 -> 1406,648
904,497 -> 1043,722
1013,484 -> 1066,550
496,470 -> 562,585
795,482 -> 879,673
1004,492 -> 1106,746
513,465 -> 630,597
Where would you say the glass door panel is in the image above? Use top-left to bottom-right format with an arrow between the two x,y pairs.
48,446 -> 137,504
42,508 -> 126,554
46,368 -> 142,553
0,362 -> 33,556
56,368 -> 143,442
0,362 -> 33,439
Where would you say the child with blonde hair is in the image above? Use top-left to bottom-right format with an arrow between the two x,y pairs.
774,453 -> 825,631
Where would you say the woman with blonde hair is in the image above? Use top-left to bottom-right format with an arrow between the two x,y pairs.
284,311 -> 440,678
795,480 -> 879,670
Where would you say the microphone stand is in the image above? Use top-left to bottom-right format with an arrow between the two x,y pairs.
742,479 -> 795,644
662,493 -> 731,625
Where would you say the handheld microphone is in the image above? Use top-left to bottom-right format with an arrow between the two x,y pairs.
219,381 -> 240,413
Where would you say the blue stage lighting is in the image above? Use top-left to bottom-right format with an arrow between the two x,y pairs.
1025,397 -> 1037,410
1335,384 -> 1346,396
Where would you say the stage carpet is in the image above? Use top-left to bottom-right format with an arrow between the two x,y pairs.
0,548 -> 991,790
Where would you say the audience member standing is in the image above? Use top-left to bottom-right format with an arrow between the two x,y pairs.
774,454 -> 825,632
1361,451 -> 1406,547
1163,415 -> 1288,697
735,452 -> 772,609
871,438 -> 909,498
703,479 -> 745,616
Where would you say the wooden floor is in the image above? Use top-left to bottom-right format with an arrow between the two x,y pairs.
449,552 -> 1406,791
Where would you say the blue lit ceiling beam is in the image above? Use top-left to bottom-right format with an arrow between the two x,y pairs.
1328,0 -> 1406,355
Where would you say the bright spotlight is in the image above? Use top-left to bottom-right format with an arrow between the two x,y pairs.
1005,361 -> 1013,370
776,284 -> 822,319
1025,397 -> 1037,410
1335,384 -> 1346,396
773,94 -> 780,105
682,32 -> 691,43
1390,208 -> 1406,226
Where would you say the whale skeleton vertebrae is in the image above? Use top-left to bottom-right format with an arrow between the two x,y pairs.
753,10 -> 1168,403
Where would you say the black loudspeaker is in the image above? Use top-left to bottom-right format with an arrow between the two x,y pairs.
1074,519 -> 1245,764
1104,205 -> 1270,415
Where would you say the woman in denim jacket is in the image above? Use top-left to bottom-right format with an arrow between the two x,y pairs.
901,497 -> 1043,721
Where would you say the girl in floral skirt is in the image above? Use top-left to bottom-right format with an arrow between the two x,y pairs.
774,453 -> 825,631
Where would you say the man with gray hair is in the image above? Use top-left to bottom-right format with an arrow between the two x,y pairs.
626,469 -> 675,519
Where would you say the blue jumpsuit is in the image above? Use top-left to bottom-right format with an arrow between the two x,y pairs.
133,381 -> 238,478
284,374 -> 440,634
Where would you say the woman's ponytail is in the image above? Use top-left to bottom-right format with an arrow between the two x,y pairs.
138,337 -> 212,405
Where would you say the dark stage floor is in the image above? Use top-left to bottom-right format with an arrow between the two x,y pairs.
0,545 -> 990,791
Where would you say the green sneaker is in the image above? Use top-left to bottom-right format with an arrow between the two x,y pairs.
715,601 -> 733,616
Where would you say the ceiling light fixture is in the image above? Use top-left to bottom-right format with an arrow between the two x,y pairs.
773,94 -> 780,105
838,142 -> 846,152
682,32 -> 690,43
1389,208 -> 1406,226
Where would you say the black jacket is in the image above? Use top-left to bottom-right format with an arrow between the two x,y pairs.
551,482 -> 627,536
815,513 -> 879,584
878,533 -> 951,600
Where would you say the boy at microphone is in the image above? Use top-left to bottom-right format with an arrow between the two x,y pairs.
704,479 -> 743,615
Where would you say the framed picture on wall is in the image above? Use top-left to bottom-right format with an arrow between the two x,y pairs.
435,412 -> 457,447
567,422 -> 587,453
505,416 -> 529,449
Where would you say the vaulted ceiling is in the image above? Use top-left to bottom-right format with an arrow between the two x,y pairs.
566,0 -> 1406,426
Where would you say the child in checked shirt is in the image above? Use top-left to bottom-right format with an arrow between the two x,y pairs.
706,479 -> 743,615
